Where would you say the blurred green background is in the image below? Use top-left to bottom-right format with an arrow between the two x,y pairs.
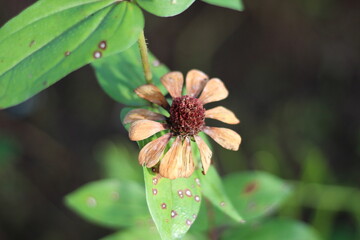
0,0 -> 359,239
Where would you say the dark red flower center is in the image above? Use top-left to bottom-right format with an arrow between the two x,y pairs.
168,95 -> 205,136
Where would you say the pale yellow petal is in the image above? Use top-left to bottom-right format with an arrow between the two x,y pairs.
205,106 -> 240,124
203,126 -> 241,151
123,109 -> 165,124
198,78 -> 228,104
135,84 -> 169,109
159,137 -> 183,179
186,69 -> 208,97
182,137 -> 195,178
194,135 -> 212,174
129,120 -> 166,141
161,71 -> 184,98
139,133 -> 171,167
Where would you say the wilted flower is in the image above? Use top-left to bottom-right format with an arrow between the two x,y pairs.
124,70 -> 241,179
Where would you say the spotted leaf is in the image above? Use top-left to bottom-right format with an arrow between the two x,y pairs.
93,43 -> 168,106
137,0 -> 196,17
202,0 -> 244,11
223,171 -> 292,221
65,179 -> 149,228
143,167 -> 202,240
0,0 -> 144,108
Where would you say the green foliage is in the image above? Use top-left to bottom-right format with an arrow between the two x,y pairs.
65,179 -> 149,228
136,0 -> 196,17
223,171 -> 291,221
0,0 -> 144,108
202,0 -> 244,11
222,218 -> 321,240
143,167 -> 202,240
93,44 -> 168,106
197,166 -> 243,222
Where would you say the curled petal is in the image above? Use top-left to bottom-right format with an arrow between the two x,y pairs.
159,137 -> 183,179
198,78 -> 228,104
203,126 -> 241,151
205,106 -> 240,124
186,69 -> 208,97
182,137 -> 195,178
129,120 -> 166,141
194,135 -> 212,174
161,71 -> 184,98
135,84 -> 169,109
139,133 -> 171,167
124,109 -> 165,124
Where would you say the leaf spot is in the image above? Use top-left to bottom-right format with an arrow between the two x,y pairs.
43,81 -> 47,86
220,201 -> 225,207
98,40 -> 107,50
29,40 -> 35,47
86,196 -> 97,207
152,177 -> 158,185
171,210 -> 177,218
192,214 -> 197,219
152,188 -> 158,195
185,189 -> 192,197
64,51 -> 71,57
171,0 -> 177,4
151,167 -> 158,173
111,191 -> 120,200
195,178 -> 201,186
178,190 -> 184,198
244,181 -> 258,194
153,59 -> 160,67
186,219 -> 192,226
161,203 -> 167,209
93,51 -> 102,59
194,195 -> 200,202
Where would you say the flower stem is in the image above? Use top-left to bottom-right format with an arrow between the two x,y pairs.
138,30 -> 153,84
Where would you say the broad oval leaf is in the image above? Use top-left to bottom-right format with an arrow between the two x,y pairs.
202,0 -> 244,11
93,44 -> 168,106
222,218 -> 321,240
143,167 -> 202,240
65,179 -> 149,228
223,171 -> 292,221
137,0 -> 196,17
0,0 -> 144,108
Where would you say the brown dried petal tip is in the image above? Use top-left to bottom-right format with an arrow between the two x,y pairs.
135,84 -> 169,109
186,69 -> 208,97
203,126 -> 241,151
161,71 -> 184,98
198,78 -> 228,104
129,120 -> 166,141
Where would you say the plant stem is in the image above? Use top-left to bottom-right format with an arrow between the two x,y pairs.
138,30 -> 153,84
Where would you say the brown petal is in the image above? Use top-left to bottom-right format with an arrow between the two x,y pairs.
129,120 -> 166,141
161,71 -> 184,98
159,137 -> 183,179
205,106 -> 240,124
186,69 -> 208,97
182,137 -> 195,178
135,84 -> 169,109
139,133 -> 171,167
198,78 -> 228,104
203,126 -> 241,151
194,135 -> 212,174
124,109 -> 166,124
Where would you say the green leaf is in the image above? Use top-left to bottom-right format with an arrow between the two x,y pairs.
197,166 -> 244,223
202,0 -> 244,11
65,179 -> 149,228
223,171 -> 292,221
136,0 -> 196,17
95,140 -> 143,183
0,0 -> 144,108
222,218 -> 321,240
143,167 -> 202,240
93,43 -> 168,106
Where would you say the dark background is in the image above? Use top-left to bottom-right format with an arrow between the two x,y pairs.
0,0 -> 359,239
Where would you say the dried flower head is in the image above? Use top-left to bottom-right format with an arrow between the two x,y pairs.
124,70 -> 241,179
